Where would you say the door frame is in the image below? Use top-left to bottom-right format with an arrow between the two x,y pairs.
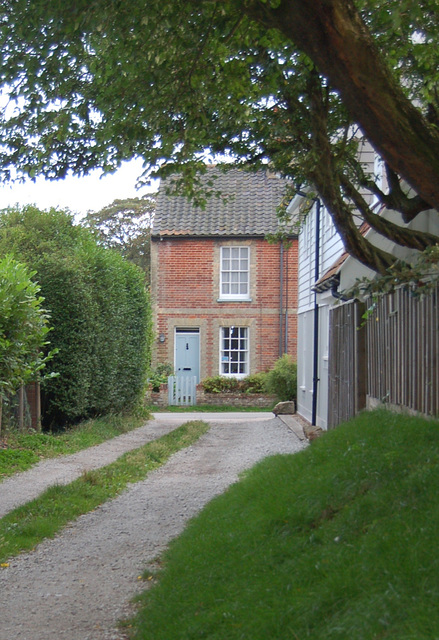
174,328 -> 200,383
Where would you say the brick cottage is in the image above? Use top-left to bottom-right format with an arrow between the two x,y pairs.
150,167 -> 298,383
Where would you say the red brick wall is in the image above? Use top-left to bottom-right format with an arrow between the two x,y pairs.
151,236 -> 298,378
156,239 -> 214,308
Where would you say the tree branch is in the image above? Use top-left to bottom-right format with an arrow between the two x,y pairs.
241,0 -> 439,212
383,164 -> 432,222
353,159 -> 432,222
340,174 -> 439,252
306,71 -> 396,274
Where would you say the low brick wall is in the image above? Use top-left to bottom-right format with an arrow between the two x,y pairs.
145,384 -> 168,408
197,388 -> 277,408
146,384 -> 276,409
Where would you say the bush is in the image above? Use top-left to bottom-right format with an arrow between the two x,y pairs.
201,373 -> 268,395
201,376 -> 240,394
0,255 -> 57,431
264,354 -> 297,401
149,363 -> 174,391
240,372 -> 267,394
0,206 -> 153,427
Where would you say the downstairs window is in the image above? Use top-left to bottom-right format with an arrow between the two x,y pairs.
220,326 -> 249,376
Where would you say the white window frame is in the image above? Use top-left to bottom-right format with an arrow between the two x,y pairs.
219,246 -> 250,301
219,326 -> 249,377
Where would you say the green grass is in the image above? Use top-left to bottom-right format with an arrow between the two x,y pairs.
151,404 -> 274,413
130,410 -> 439,639
0,412 -> 150,479
0,420 -> 209,563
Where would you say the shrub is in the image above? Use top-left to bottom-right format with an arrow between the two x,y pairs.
0,206 -> 153,427
240,372 -> 268,394
264,354 -> 297,401
149,363 -> 174,392
201,376 -> 240,394
0,255 -> 53,392
0,255 -> 57,430
201,373 -> 268,395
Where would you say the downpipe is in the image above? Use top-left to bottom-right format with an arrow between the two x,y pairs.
311,198 -> 321,426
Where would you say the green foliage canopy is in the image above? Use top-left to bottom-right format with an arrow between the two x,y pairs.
81,195 -> 155,276
1,1 -> 439,273
0,206 -> 153,427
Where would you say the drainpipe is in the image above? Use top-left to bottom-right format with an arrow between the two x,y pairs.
311,198 -> 321,426
279,241 -> 284,356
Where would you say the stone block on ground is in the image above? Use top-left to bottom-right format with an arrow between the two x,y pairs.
303,424 -> 324,441
272,401 -> 296,415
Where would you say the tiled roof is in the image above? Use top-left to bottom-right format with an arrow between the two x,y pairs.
152,167 -> 289,237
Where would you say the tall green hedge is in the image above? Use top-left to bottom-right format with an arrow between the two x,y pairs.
0,206 -> 153,427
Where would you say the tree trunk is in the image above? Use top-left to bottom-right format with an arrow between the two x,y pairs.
244,0 -> 439,212
306,71 -> 396,274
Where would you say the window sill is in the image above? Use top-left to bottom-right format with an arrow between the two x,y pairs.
219,374 -> 248,379
217,297 -> 252,303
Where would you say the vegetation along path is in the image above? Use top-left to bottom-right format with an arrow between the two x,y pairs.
0,417 -> 182,519
0,413 -> 306,640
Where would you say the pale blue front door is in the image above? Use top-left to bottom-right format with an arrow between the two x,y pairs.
175,330 -> 200,382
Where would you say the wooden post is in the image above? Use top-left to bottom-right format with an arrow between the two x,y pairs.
36,381 -> 41,432
18,385 -> 25,431
354,302 -> 367,415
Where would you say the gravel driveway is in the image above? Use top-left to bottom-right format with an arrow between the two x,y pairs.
0,413 -> 306,640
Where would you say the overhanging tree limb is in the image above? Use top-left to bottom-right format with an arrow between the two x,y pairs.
1,0 -> 439,274
340,175 -> 439,252
241,0 -> 439,211
307,69 -> 396,274
356,164 -> 431,223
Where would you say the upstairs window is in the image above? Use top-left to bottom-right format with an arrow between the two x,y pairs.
220,246 -> 249,300
220,326 -> 249,376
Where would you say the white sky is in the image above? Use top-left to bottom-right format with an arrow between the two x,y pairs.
0,159 -> 158,219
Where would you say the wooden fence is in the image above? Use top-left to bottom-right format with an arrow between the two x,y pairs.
167,375 -> 197,406
328,300 -> 366,429
0,382 -> 41,434
367,286 -> 439,417
328,285 -> 439,428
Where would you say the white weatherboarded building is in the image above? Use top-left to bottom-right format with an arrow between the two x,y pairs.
293,195 -> 344,429
292,145 -> 439,429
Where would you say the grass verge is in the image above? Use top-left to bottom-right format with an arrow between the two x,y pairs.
0,412 -> 150,480
0,420 -> 209,563
151,404 -> 274,413
129,410 -> 439,639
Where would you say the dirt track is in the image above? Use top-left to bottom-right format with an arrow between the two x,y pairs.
0,413 -> 306,640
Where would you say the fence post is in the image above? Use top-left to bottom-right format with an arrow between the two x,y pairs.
168,376 -> 175,406
328,300 -> 367,429
36,381 -> 41,432
355,302 -> 367,415
18,385 -> 25,431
